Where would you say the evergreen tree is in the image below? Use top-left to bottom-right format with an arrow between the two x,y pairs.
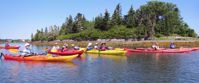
126,6 -> 136,28
102,10 -> 110,30
31,33 -> 34,41
111,4 -> 122,26
94,10 -> 110,31
94,14 -> 104,31
67,15 -> 74,33
73,13 -> 87,33
44,27 -> 48,35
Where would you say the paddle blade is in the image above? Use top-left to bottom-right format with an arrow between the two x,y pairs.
8,49 -> 19,54
47,54 -> 52,56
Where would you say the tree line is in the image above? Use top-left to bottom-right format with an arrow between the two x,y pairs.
31,1 -> 197,41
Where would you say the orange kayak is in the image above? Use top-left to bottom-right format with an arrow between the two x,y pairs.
3,54 -> 78,62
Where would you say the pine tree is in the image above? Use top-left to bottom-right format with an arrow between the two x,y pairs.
126,6 -> 136,28
103,9 -> 110,30
67,15 -> 74,33
31,33 -> 34,41
94,14 -> 104,30
111,4 -> 122,26
73,13 -> 86,32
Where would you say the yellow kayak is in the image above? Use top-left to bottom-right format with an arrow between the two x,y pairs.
86,49 -> 126,55
88,54 -> 127,61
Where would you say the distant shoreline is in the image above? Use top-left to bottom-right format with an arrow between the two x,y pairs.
31,40 -> 199,48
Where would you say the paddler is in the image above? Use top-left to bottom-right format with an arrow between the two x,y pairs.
51,43 -> 60,52
99,42 -> 108,51
170,42 -> 175,49
61,43 -> 69,52
87,43 -> 93,51
71,44 -> 80,50
94,43 -> 99,50
21,43 -> 32,56
151,42 -> 159,50
5,40 -> 10,48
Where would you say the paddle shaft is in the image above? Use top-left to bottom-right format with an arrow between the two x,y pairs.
0,53 -> 4,59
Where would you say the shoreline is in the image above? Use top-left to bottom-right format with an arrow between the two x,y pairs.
31,40 -> 199,48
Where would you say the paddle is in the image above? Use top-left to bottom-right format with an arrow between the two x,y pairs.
84,43 -> 93,52
98,49 -> 101,56
0,53 -> 4,59
8,49 -> 19,54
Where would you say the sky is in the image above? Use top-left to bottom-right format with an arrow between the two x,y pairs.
0,0 -> 198,39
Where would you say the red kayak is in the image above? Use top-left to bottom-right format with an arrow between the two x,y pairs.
48,50 -> 84,56
0,46 -> 20,49
191,47 -> 199,51
127,48 -> 191,53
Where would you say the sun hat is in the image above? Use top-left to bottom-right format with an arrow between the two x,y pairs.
25,43 -> 30,47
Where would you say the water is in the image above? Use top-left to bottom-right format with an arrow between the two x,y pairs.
1,43 -> 199,83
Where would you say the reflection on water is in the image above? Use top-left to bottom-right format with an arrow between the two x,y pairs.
86,54 -> 127,63
0,43 -> 199,83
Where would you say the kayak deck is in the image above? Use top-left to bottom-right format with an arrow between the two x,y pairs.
86,50 -> 126,55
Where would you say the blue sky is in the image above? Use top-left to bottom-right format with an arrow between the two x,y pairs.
0,0 -> 198,39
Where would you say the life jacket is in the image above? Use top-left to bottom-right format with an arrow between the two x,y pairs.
170,44 -> 175,49
100,46 -> 108,51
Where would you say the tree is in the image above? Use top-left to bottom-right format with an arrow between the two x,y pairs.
31,33 -> 34,41
67,15 -> 74,33
72,13 -> 87,33
94,10 -> 110,31
34,29 -> 40,41
94,14 -> 104,30
111,4 -> 122,26
103,9 -> 110,30
125,6 -> 136,28
32,1 -> 197,41
136,1 -> 189,39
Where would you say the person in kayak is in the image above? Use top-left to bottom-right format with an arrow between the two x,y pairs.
51,43 -> 60,52
87,43 -> 93,51
99,43 -> 108,51
61,43 -> 69,52
21,43 -> 32,56
5,40 -> 10,48
170,42 -> 176,49
71,44 -> 80,50
151,42 -> 159,50
94,43 -> 99,50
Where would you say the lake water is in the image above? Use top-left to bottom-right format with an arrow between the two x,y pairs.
0,43 -> 199,83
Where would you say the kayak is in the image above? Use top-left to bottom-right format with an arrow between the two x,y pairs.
86,49 -> 126,55
3,54 -> 78,62
191,47 -> 199,51
48,50 -> 84,56
0,46 -> 20,49
127,48 -> 191,53
136,47 -> 199,52
135,48 -> 166,50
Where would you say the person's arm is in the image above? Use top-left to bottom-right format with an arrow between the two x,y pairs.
106,46 -> 109,50
99,46 -> 102,49
5,44 -> 9,47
